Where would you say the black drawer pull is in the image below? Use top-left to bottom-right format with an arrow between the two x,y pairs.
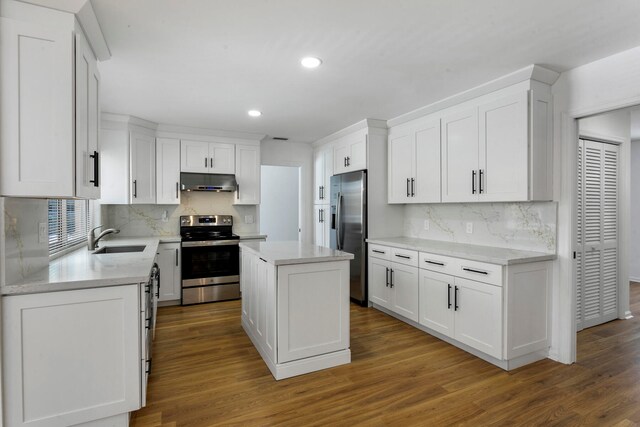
395,254 -> 411,259
259,257 -> 268,263
425,260 -> 445,266
462,267 -> 488,275
454,285 -> 459,311
447,284 -> 452,309
372,249 -> 385,254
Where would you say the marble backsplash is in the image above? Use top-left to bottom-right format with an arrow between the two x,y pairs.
103,191 -> 258,237
403,202 -> 557,253
2,197 -> 49,285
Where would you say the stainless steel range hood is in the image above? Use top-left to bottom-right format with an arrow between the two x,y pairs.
180,173 -> 237,192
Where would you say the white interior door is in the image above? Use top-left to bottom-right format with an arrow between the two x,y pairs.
576,139 -> 619,330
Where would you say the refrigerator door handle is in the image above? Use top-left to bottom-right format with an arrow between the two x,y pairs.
336,191 -> 343,250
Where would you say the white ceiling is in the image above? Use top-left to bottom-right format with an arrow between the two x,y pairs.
92,0 -> 640,142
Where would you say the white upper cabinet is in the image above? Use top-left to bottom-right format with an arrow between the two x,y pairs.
0,17 -> 74,198
235,144 -> 260,205
0,2 -> 105,199
313,205 -> 330,247
130,132 -> 156,204
75,30 -> 101,199
180,140 -> 235,174
334,133 -> 367,175
388,118 -> 441,204
441,107 -> 479,203
313,147 -> 333,204
156,138 -> 180,205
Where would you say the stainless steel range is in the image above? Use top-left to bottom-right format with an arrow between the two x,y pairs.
180,215 -> 240,305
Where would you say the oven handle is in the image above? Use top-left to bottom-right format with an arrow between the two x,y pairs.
181,240 -> 240,247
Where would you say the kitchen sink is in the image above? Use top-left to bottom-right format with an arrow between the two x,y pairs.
93,245 -> 146,254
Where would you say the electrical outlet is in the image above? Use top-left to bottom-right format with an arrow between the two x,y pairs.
161,210 -> 169,222
424,220 -> 430,231
38,222 -> 47,243
466,222 -> 473,234
245,215 -> 254,224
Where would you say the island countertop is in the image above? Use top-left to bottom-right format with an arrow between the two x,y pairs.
2,237 -> 161,296
239,241 -> 354,266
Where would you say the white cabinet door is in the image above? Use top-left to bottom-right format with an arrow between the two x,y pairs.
390,263 -> 419,322
388,132 -> 413,203
369,257 -> 391,308
264,261 -> 277,362
314,150 -> 325,204
130,132 -> 156,204
0,18 -> 74,198
414,119 -> 441,203
441,108 -> 478,202
156,138 -> 181,205
334,142 -> 350,175
157,243 -> 181,302
240,250 -> 254,321
478,92 -> 528,202
180,140 -> 209,173
75,30 -> 101,200
419,269 -> 455,337
313,205 -> 329,247
453,277 -> 502,359
210,142 -> 235,174
3,285 -> 141,427
347,134 -> 367,172
235,144 -> 260,205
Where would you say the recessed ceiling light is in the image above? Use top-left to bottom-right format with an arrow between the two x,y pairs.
301,57 -> 322,69
248,110 -> 262,117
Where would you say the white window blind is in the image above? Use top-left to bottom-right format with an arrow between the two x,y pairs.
48,199 -> 91,256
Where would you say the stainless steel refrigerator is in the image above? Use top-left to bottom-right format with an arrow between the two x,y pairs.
330,170 -> 367,305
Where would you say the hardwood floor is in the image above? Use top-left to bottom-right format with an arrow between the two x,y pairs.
132,283 -> 640,426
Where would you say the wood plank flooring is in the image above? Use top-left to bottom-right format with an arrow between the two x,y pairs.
132,283 -> 640,426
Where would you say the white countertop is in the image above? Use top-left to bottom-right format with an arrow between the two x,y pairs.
235,232 -> 268,240
2,237 -> 161,296
367,237 -> 556,265
239,241 -> 353,266
158,235 -> 182,243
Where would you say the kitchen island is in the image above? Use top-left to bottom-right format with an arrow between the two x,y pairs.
239,241 -> 354,380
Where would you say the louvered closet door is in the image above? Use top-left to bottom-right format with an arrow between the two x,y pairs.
576,139 -> 619,331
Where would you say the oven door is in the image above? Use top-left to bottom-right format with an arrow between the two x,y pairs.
181,241 -> 239,287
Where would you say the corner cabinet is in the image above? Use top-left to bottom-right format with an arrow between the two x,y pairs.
2,285 -> 141,427
181,140 -> 235,174
0,6 -> 103,199
156,138 -> 181,205
368,243 -> 552,370
234,144 -> 261,205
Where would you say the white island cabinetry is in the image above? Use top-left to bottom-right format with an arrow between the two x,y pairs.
240,241 -> 354,380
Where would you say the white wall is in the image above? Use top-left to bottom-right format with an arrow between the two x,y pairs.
260,165 -> 300,241
260,140 -> 313,244
552,44 -> 640,364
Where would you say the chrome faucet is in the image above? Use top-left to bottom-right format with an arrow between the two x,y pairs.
88,225 -> 120,250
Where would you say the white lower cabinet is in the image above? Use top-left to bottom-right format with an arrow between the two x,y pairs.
2,285 -> 141,427
370,243 -> 551,370
157,242 -> 181,303
369,253 -> 419,322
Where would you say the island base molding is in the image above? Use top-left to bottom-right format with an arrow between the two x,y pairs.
372,303 -> 549,371
243,319 -> 351,380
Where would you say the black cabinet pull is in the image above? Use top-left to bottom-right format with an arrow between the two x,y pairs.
406,178 -> 410,197
89,151 -> 99,187
259,257 -> 267,263
390,269 -> 394,288
175,248 -> 179,266
472,170 -> 476,194
395,254 -> 411,259
372,249 -> 385,254
385,267 -> 389,287
479,169 -> 484,194
176,182 -> 179,199
424,260 -> 445,266
133,180 -> 137,198
411,178 -> 415,197
448,284 -> 452,309
344,157 -> 347,167
462,267 -> 489,275
205,157 -> 208,168
146,357 -> 152,374
346,156 -> 350,166
210,157 -> 214,168
454,285 -> 459,311
237,183 -> 240,199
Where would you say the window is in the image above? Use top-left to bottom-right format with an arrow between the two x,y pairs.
48,199 -> 91,256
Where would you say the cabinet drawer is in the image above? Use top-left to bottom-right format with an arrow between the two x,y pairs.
455,259 -> 503,286
390,247 -> 419,267
418,252 -> 457,275
369,244 -> 391,260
